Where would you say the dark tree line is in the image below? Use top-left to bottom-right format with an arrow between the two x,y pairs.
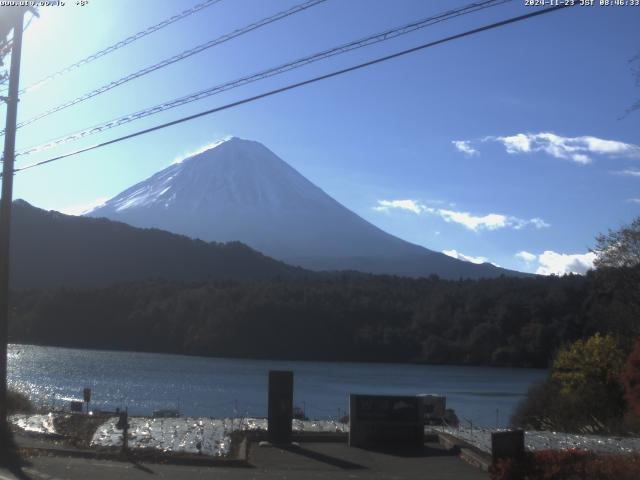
8,266 -> 638,368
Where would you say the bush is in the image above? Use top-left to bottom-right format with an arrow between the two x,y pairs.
511,379 -> 605,432
551,334 -> 625,410
511,379 -> 560,430
512,334 -> 627,432
490,450 -> 640,480
7,390 -> 33,414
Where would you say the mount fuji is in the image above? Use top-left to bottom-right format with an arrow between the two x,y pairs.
88,137 -> 519,279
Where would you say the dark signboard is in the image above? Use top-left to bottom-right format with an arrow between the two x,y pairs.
491,430 -> 525,463
267,370 -> 293,444
83,388 -> 91,403
349,394 -> 424,448
116,411 -> 129,430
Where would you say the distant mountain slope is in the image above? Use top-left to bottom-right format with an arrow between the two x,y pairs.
9,200 -> 301,289
89,137 -> 524,279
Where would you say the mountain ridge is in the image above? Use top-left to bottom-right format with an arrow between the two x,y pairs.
8,199 -> 303,289
88,137 -> 527,279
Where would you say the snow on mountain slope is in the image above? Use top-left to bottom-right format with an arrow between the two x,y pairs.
107,138 -> 333,214
88,137 -> 516,278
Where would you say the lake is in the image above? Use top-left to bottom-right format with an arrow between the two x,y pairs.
8,344 -> 546,427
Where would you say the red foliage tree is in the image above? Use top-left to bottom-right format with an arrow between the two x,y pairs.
491,450 -> 640,480
622,336 -> 640,417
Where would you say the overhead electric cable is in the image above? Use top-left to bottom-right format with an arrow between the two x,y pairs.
16,0 -> 510,158
1,0 -> 224,96
11,3 -> 575,176
3,0 -> 326,136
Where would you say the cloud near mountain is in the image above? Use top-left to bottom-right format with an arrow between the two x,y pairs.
442,249 -> 487,265
514,249 -> 596,276
374,199 -> 549,231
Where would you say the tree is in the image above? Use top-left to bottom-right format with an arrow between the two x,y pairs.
513,334 -> 629,432
552,334 -> 625,394
551,334 -> 626,424
622,337 -> 640,417
593,216 -> 640,270
592,217 -> 640,335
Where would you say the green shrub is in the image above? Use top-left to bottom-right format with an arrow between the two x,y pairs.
512,334 -> 627,433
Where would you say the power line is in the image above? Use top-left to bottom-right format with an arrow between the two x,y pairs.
16,0 -> 510,158
3,0 -> 326,136
13,3 -> 574,176
1,0 -> 224,96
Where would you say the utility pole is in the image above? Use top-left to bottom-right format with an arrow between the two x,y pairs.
0,7 -> 26,447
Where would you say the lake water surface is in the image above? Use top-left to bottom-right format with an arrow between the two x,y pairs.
8,344 -> 546,427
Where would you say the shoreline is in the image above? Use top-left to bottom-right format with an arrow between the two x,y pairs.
10,412 -> 640,460
10,412 -> 349,459
8,342 -> 549,371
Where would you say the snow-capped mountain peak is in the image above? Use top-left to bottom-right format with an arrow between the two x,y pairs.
88,137 -> 514,279
95,137 -> 332,215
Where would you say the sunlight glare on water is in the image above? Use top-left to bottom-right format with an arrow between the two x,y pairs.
9,344 -> 546,427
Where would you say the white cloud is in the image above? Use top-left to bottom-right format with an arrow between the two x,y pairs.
434,208 -> 549,231
489,132 -> 640,164
628,198 -> 640,204
59,196 -> 110,216
374,200 -> 549,232
495,133 -> 531,154
528,218 -> 551,229
515,250 -> 536,264
452,140 -> 478,156
513,250 -> 596,276
583,136 -> 638,155
535,250 -> 596,276
571,154 -> 590,164
443,249 -> 487,264
613,168 -> 640,177
436,209 -> 508,231
373,199 -> 426,214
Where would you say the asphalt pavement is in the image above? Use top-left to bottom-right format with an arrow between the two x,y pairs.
1,441 -> 488,480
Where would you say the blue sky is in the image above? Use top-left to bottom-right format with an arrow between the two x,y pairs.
2,0 -> 639,275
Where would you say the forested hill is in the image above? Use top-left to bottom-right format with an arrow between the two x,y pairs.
8,200 -> 303,288
9,267 -> 637,368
